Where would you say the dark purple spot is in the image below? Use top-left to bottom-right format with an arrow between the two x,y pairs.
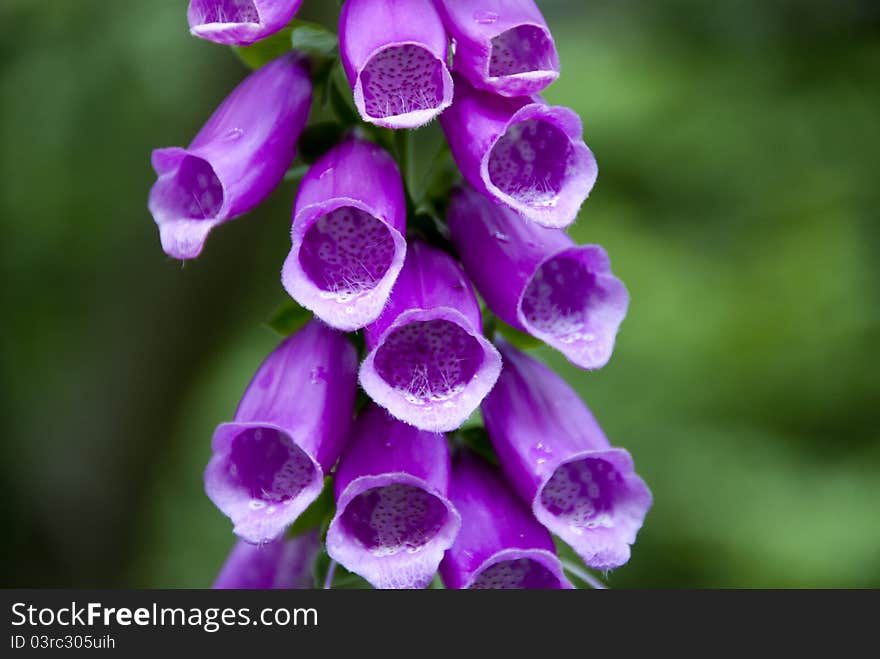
470,558 -> 563,589
228,428 -> 316,503
373,320 -> 484,403
521,254 -> 605,341
299,206 -> 396,298
361,45 -> 444,119
487,119 -> 573,205
540,458 -> 619,530
489,25 -> 555,77
340,483 -> 448,554
191,0 -> 259,25
162,155 -> 223,220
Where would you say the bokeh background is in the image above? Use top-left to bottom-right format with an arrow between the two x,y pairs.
1,0 -> 878,588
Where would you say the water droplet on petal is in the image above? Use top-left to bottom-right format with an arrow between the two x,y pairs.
309,366 -> 327,384
474,10 -> 499,24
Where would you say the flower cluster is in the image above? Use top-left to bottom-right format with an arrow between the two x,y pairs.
150,0 -> 652,589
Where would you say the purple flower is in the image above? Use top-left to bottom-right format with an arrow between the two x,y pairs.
439,451 -> 572,589
326,405 -> 460,589
213,530 -> 320,589
448,185 -> 628,370
359,241 -> 502,432
148,53 -> 311,260
439,75 -> 596,228
281,136 -> 407,331
205,320 -> 358,544
434,0 -> 559,97
339,0 -> 453,129
187,0 -> 303,46
482,340 -> 652,570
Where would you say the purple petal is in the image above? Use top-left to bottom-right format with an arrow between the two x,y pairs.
339,0 -> 453,129
481,341 -> 652,570
282,136 -> 407,330
205,321 -> 358,543
439,75 -> 597,228
439,451 -> 572,589
148,53 -> 311,259
448,185 -> 628,369
213,530 -> 320,589
434,0 -> 559,96
326,405 -> 460,589
188,0 -> 304,46
359,242 -> 502,432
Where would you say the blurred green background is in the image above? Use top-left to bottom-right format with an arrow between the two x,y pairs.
1,0 -> 878,588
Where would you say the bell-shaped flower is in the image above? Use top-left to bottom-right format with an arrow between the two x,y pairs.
213,530 -> 320,589
440,451 -> 572,589
326,405 -> 461,588
339,0 -> 453,129
149,53 -> 311,259
434,0 -> 559,96
282,136 -> 407,330
448,185 -> 628,370
481,340 -> 652,570
188,0 -> 304,46
205,320 -> 358,544
359,241 -> 502,432
439,75 -> 596,229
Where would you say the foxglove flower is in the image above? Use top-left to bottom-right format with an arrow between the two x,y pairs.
434,0 -> 559,97
339,0 -> 453,129
205,320 -> 358,544
448,185 -> 627,370
482,340 -> 652,570
439,75 -> 596,228
326,405 -> 460,589
188,0 -> 303,46
149,53 -> 311,259
440,451 -> 572,589
213,530 -> 320,589
360,241 -> 502,432
281,136 -> 407,330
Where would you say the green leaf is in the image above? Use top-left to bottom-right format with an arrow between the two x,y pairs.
330,565 -> 373,589
291,22 -> 338,60
454,426 -> 498,466
264,299 -> 311,337
553,537 -> 609,589
232,28 -> 294,70
283,162 -> 310,183
287,478 -> 335,537
312,550 -> 373,589
328,64 -> 360,126
495,318 -> 544,350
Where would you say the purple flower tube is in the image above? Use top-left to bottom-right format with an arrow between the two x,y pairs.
205,320 -> 358,544
434,0 -> 559,97
482,340 -> 652,570
281,136 -> 407,331
439,451 -> 572,589
360,241 -> 502,432
339,0 -> 453,129
448,185 -> 628,370
149,53 -> 311,260
439,75 -> 596,229
326,405 -> 460,589
188,0 -> 303,46
213,530 -> 320,589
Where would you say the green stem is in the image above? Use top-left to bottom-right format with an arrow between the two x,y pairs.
395,129 -> 417,209
560,559 -> 608,590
